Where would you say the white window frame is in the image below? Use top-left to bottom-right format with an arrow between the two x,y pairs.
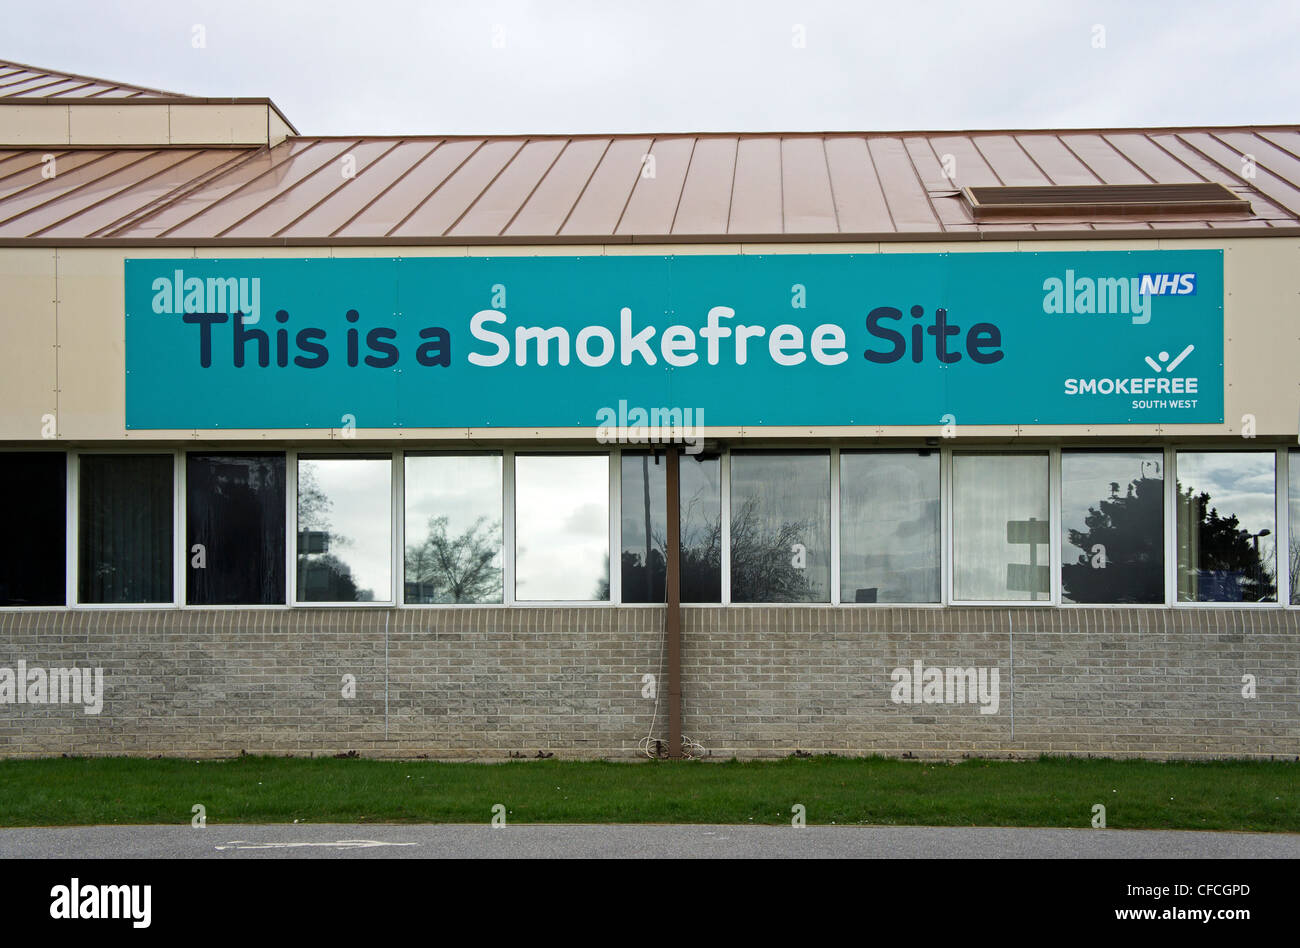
69,447 -> 181,609
179,447 -> 292,610
836,445 -> 945,608
1057,445 -> 1169,610
947,447 -> 1054,607
510,448 -> 615,607
9,440 -> 1300,612
400,449 -> 507,608
725,446 -> 835,607
1169,445 -> 1285,609
288,449 -> 398,607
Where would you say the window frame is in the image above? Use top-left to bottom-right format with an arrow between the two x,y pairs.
69,448 -> 181,609
401,449 -> 506,608
5,442 -> 1298,611
1169,445 -> 1284,609
947,447 -> 1055,607
836,446 -> 944,606
289,449 -> 399,608
183,450 -> 289,608
727,446 -> 834,606
510,448 -> 617,607
1057,447 -> 1167,608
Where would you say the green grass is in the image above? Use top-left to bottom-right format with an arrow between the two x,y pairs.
0,755 -> 1296,831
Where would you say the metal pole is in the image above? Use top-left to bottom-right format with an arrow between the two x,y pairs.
666,446 -> 682,759
642,454 -> 652,601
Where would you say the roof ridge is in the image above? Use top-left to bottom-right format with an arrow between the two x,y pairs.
0,57 -> 192,98
274,124 -> 1300,143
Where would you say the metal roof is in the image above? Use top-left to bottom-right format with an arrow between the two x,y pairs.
2,127 -> 1299,244
0,58 -> 192,99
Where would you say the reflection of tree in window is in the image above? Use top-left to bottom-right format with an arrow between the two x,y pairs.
729,495 -> 814,602
1062,474 -> 1163,604
620,510 -> 722,603
1176,483 -> 1276,602
620,453 -> 722,603
593,553 -> 611,601
297,463 -> 372,602
405,515 -> 502,603
679,481 -> 722,603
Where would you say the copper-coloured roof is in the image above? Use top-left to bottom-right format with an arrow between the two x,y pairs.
2,127 -> 1299,244
0,58 -> 192,99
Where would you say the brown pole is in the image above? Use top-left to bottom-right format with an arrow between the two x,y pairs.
665,446 -> 682,758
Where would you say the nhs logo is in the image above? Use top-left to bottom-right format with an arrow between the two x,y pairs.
1138,272 -> 1196,296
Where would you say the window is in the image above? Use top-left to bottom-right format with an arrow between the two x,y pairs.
953,453 -> 1049,602
0,453 -> 66,606
730,451 -> 829,603
1290,451 -> 1300,605
620,452 -> 722,603
186,454 -> 286,605
404,453 -> 503,603
515,454 -> 609,601
621,453 -> 666,603
681,453 -> 722,602
839,450 -> 940,603
1061,451 -> 1164,604
1176,452 -> 1276,603
296,457 -> 392,603
78,454 -> 173,604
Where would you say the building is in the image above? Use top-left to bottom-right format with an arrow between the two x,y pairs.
1,58 -> 1298,759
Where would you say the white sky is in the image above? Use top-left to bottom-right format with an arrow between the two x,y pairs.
6,0 -> 1298,136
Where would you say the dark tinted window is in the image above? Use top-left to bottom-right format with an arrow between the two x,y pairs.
187,454 -> 286,605
620,452 -> 722,604
78,454 -> 173,604
1061,451 -> 1164,604
0,452 -> 66,606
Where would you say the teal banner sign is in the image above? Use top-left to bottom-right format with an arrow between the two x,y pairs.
124,250 -> 1223,428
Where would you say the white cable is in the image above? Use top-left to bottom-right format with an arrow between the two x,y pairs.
638,607 -> 707,760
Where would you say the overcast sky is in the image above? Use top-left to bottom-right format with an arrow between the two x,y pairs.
7,0 -> 1298,136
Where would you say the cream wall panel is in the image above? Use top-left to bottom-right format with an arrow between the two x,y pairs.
68,106 -> 170,146
168,105 -> 270,145
1218,240 -> 1300,436
54,248 -> 193,440
0,106 -> 69,146
0,249 -> 57,439
267,109 -> 293,146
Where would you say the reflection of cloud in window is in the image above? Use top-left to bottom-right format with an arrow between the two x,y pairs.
406,456 -> 501,545
564,502 -> 607,536
1062,453 -> 1162,558
516,456 -> 608,601
1179,453 -> 1276,559
303,459 -> 391,599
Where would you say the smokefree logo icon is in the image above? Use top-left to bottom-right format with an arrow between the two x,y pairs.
1144,344 -> 1194,373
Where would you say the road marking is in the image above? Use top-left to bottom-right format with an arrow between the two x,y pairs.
215,839 -> 418,851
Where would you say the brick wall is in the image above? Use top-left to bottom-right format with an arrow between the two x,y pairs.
1,607 -> 1296,759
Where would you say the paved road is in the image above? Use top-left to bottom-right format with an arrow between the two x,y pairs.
2,823 -> 1297,858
